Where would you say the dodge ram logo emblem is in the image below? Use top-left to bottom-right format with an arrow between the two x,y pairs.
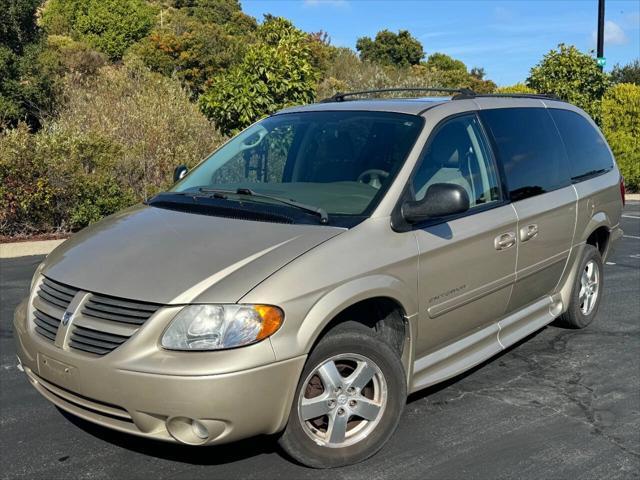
62,311 -> 73,326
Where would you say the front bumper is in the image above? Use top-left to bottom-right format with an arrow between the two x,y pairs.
14,298 -> 306,445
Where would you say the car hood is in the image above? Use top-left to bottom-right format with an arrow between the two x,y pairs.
42,205 -> 344,304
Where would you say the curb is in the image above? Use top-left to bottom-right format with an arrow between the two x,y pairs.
0,239 -> 66,259
626,193 -> 640,201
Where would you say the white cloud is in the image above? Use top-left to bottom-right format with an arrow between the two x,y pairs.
304,0 -> 349,7
592,20 -> 628,45
493,6 -> 514,22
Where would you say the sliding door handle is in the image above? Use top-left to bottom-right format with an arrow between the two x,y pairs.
494,232 -> 516,250
519,224 -> 539,242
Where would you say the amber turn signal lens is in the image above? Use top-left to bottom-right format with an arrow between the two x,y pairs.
255,305 -> 284,340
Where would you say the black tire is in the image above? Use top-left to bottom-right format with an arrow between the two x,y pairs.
278,322 -> 406,468
557,244 -> 604,329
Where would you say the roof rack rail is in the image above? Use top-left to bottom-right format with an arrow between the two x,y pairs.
452,93 -> 563,101
320,87 -> 476,103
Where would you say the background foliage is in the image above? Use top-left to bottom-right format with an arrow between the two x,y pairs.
40,0 -> 156,59
1,0 -> 638,237
198,16 -> 318,135
527,44 -> 610,122
601,83 -> 640,191
356,29 -> 424,68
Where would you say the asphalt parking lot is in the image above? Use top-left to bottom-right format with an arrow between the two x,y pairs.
1,203 -> 639,480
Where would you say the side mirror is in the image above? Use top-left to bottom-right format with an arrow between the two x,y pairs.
402,183 -> 470,223
173,165 -> 188,183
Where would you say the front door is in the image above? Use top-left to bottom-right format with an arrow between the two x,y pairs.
409,114 -> 517,357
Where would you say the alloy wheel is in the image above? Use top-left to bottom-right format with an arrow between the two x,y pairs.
579,259 -> 600,315
297,353 -> 387,448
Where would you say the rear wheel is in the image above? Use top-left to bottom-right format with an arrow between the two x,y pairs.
278,322 -> 406,468
557,245 -> 604,328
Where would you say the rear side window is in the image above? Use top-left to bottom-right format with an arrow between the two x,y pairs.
549,109 -> 613,182
480,108 -> 570,201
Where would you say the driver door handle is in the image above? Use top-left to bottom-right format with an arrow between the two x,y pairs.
494,232 -> 516,250
519,224 -> 539,242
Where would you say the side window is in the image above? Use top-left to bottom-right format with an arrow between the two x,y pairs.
412,115 -> 501,208
549,109 -> 613,182
479,108 -> 570,201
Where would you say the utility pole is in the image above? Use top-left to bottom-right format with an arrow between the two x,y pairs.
596,0 -> 606,70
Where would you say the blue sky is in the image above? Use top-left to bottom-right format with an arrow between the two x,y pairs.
242,0 -> 640,86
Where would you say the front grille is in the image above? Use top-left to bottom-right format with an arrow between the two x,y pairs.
70,293 -> 161,356
33,277 -> 80,342
82,294 -> 160,325
69,324 -> 130,356
33,309 -> 61,341
31,276 -> 162,356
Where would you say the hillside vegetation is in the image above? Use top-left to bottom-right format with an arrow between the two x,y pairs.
1,0 -> 638,237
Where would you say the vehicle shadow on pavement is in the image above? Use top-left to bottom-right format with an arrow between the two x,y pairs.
54,327 -> 551,467
407,327 -> 547,404
59,409 -> 281,465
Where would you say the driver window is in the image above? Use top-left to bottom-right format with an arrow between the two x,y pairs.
412,115 -> 500,208
211,125 -> 294,184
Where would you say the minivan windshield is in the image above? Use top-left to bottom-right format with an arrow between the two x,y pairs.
166,111 -> 424,225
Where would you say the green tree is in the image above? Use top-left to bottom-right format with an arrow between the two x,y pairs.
0,0 -> 42,53
41,0 -> 156,59
420,53 -> 496,93
0,0 -> 51,129
527,44 -> 610,121
356,29 -> 424,67
601,83 -> 640,192
129,11 -> 246,96
0,40 -> 65,130
424,52 -> 466,73
611,59 -> 640,85
496,83 -> 536,94
199,17 -> 318,135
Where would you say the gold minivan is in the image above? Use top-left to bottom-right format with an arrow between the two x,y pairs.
14,89 -> 624,468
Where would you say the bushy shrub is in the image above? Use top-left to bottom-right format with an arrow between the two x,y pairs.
527,44 -> 610,122
601,83 -> 640,192
496,83 -> 536,94
317,48 -> 431,98
199,17 -> 317,134
0,124 -> 134,235
611,59 -> 640,85
40,0 -> 156,59
56,58 -> 225,199
129,9 -> 247,96
0,0 -> 42,52
0,40 -> 63,130
0,60 -> 225,236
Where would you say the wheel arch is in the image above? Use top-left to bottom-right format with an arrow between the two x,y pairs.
295,275 -> 417,384
558,211 -> 613,309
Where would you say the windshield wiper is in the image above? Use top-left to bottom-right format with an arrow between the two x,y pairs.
198,188 -> 329,224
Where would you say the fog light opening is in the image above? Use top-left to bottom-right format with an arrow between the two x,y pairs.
191,419 -> 209,440
166,416 -> 213,445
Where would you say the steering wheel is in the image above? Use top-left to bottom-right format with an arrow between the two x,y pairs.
357,169 -> 390,189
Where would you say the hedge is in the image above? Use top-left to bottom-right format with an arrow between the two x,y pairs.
602,83 -> 640,192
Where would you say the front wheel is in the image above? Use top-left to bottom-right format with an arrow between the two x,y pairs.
278,322 -> 406,468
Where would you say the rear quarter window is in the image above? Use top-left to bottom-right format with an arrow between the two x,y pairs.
548,109 -> 614,182
479,108 -> 570,202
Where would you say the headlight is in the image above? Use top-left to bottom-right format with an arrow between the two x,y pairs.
30,262 -> 45,291
161,304 -> 283,351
